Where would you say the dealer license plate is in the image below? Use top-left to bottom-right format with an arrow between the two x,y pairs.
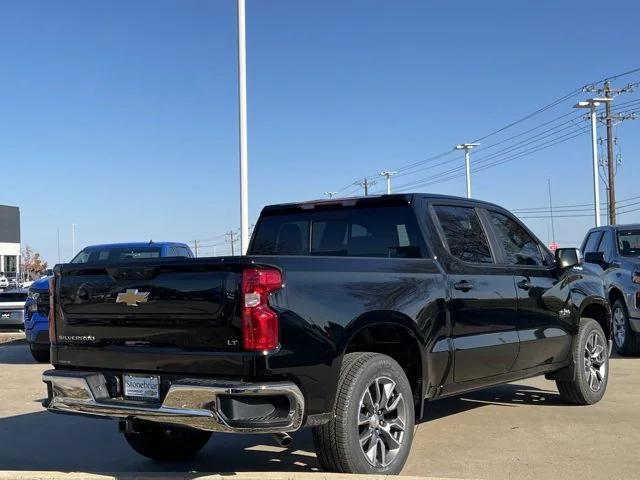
123,374 -> 160,401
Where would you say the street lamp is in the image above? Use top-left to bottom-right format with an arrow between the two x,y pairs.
237,0 -> 249,254
71,223 -> 78,257
455,143 -> 480,198
574,98 -> 612,227
379,171 -> 398,194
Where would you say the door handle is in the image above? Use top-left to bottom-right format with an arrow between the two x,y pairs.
517,279 -> 532,291
453,280 -> 474,292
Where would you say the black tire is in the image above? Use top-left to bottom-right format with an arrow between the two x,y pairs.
556,318 -> 609,405
29,345 -> 50,363
312,352 -> 415,475
612,299 -> 640,356
124,423 -> 211,461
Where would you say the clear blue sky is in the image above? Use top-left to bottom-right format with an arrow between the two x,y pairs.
1,0 -> 639,262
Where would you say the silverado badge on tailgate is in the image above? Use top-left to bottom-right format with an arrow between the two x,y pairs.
115,289 -> 150,307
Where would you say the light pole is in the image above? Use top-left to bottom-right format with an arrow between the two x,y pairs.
237,0 -> 249,255
574,98 -> 612,227
455,143 -> 480,198
379,171 -> 398,194
71,224 -> 77,257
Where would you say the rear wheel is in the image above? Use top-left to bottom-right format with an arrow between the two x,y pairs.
312,352 -> 415,474
612,299 -> 640,356
29,344 -> 50,363
556,318 -> 609,405
123,422 -> 211,461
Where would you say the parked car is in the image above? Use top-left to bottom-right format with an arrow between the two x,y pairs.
43,194 -> 610,474
70,241 -> 193,263
0,275 -> 8,289
0,289 -> 28,329
581,224 -> 640,355
24,242 -> 194,363
24,276 -> 52,362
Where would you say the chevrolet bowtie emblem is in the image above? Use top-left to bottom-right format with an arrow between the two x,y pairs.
116,289 -> 150,307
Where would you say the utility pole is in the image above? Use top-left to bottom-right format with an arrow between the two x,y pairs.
604,81 -> 616,224
379,171 -> 398,194
193,240 -> 199,258
455,143 -> 479,198
237,0 -> 249,255
547,179 -> 556,245
226,230 -> 236,256
585,80 -> 636,225
355,178 -> 376,196
325,191 -> 338,199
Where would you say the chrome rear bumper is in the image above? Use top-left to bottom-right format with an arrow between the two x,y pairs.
42,370 -> 304,434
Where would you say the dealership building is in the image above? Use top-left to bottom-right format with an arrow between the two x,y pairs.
0,205 -> 20,277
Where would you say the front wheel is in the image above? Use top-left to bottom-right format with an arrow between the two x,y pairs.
556,318 -> 609,405
612,299 -> 640,356
123,422 -> 211,461
312,352 -> 415,475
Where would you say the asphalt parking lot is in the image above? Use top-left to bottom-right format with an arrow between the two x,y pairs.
1,334 -> 639,479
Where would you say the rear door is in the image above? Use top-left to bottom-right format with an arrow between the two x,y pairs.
431,204 -> 519,383
483,209 -> 572,370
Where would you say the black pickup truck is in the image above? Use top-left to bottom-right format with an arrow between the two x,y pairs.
43,194 -> 611,474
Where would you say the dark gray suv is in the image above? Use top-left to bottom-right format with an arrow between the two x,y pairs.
582,225 -> 640,355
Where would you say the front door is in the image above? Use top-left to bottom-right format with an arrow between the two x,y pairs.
484,209 -> 572,370
431,204 -> 519,383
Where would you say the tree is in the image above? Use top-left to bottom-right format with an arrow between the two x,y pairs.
21,246 -> 48,280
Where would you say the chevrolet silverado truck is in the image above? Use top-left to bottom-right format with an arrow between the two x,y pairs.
581,224 -> 640,356
43,194 -> 611,474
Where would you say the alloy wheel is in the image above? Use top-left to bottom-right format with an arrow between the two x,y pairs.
584,331 -> 607,392
613,306 -> 626,348
357,376 -> 407,468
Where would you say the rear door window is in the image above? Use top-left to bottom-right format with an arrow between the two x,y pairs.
433,205 -> 493,264
251,206 -> 426,258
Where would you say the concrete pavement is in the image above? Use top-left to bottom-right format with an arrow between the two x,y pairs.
1,340 -> 639,479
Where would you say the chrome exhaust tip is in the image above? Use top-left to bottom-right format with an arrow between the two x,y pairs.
273,432 -> 292,447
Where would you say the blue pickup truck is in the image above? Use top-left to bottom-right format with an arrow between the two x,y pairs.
24,242 -> 193,362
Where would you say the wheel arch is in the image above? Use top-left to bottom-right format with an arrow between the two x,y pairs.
580,298 -> 612,341
341,311 -> 426,418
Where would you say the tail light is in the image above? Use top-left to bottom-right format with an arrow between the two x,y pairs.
48,276 -> 57,344
241,268 -> 283,351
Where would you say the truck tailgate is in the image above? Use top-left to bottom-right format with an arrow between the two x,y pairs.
55,260 -> 244,352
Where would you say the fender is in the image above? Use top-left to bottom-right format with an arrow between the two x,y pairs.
339,310 -> 429,418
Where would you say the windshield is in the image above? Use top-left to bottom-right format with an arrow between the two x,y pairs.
617,229 -> 640,256
71,246 -> 162,263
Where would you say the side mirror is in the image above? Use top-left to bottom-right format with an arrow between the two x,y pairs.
556,248 -> 583,270
584,251 -> 606,267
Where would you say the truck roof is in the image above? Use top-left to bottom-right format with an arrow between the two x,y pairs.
587,224 -> 640,232
261,193 -> 506,214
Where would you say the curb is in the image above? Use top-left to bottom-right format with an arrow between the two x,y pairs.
0,473 -> 460,480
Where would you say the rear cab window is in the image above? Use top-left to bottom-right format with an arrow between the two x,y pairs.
250,206 -> 427,258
